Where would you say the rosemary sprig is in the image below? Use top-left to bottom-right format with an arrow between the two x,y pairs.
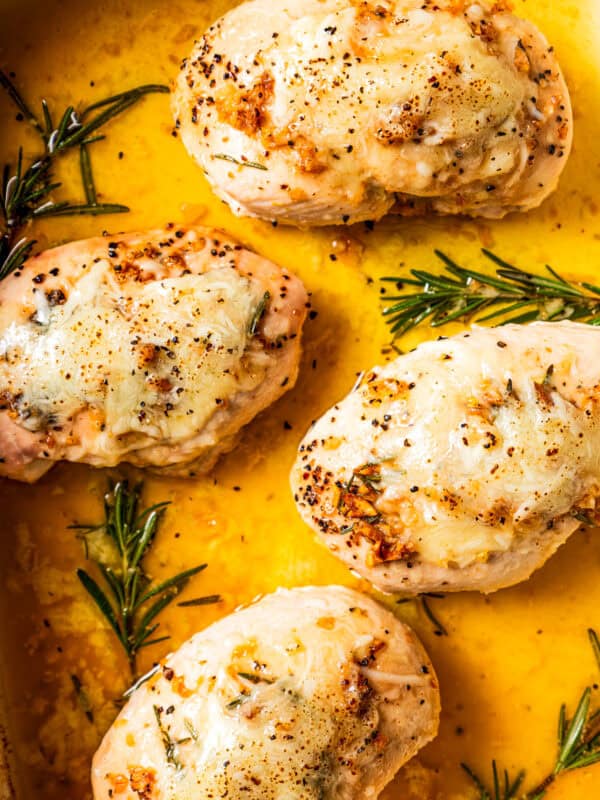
462,628 -> 600,799
74,481 -> 207,678
0,71 -> 168,279
381,250 -> 600,338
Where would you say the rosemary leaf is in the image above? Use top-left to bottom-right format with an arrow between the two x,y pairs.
32,201 -> 130,218
41,99 -> 53,139
396,593 -> 448,637
58,96 -> 139,151
0,70 -> 45,137
248,291 -> 270,336
137,564 -> 208,606
81,84 -> 170,116
555,688 -> 591,773
0,236 -> 35,280
421,595 -> 448,637
589,628 -> 600,672
77,568 -> 124,643
132,594 -> 178,650
177,594 -> 222,607
213,152 -> 268,170
238,672 -> 275,685
184,718 -> 199,741
460,762 -> 491,800
129,504 -> 169,569
79,144 -> 97,205
98,564 -> 126,607
138,635 -> 171,650
226,693 -> 249,709
461,761 -> 524,800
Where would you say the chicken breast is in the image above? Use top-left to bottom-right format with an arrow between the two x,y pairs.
0,226 -> 307,482
291,322 -> 600,594
92,585 -> 440,800
174,0 -> 572,227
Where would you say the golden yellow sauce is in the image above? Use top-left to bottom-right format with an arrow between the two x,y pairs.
1,0 -> 600,797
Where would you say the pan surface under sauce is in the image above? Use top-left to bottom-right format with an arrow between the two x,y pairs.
1,0 -> 600,797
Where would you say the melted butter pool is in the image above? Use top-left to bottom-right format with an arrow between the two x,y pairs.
1,0 -> 600,796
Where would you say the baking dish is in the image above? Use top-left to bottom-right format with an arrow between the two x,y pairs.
1,0 -> 600,797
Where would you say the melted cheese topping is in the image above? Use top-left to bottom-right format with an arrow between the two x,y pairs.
292,322 -> 600,581
1,264 -> 264,442
175,0 -> 572,224
0,227 -> 307,478
91,587 -> 439,800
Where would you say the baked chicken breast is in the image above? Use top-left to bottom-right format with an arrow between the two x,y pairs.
292,323 -> 600,594
92,585 -> 440,800
174,0 -> 572,226
0,226 -> 307,482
